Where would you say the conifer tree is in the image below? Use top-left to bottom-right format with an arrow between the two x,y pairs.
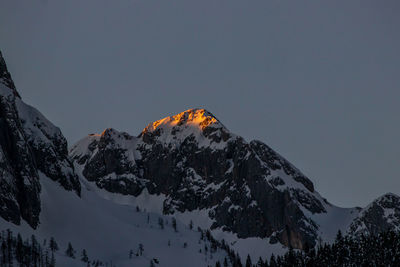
15,233 -> 23,263
223,257 -> 229,267
335,230 -> 343,242
269,254 -> 277,267
256,256 -> 264,267
245,254 -> 252,267
49,237 -> 59,252
50,252 -> 56,267
129,249 -> 133,259
172,218 -> 177,232
81,249 -> 89,262
65,242 -> 76,258
138,243 -> 144,256
158,217 -> 164,229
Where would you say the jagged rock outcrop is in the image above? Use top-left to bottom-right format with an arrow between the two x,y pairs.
2,48 -> 399,256
348,193 -> 400,236
75,129 -> 143,195
0,51 -> 80,228
0,51 -> 19,97
70,105 -> 400,250
71,108 -> 330,248
16,100 -> 81,194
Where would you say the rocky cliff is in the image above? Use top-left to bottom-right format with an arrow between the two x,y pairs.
71,108 -> 333,248
0,51 -> 80,228
1,50 -> 399,253
348,193 -> 400,236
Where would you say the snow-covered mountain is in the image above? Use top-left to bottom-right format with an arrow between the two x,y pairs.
70,108 -> 362,253
1,50 -> 400,266
69,106 -> 400,252
0,51 -> 80,229
0,51 -> 232,266
348,193 -> 400,236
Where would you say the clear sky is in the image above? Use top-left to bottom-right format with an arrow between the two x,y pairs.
1,0 -> 399,208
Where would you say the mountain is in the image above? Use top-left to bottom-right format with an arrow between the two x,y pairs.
0,51 -> 80,229
348,193 -> 400,236
70,109 -> 400,259
0,51 -> 234,266
1,50 -> 400,266
72,109 -> 336,250
68,108 -> 374,252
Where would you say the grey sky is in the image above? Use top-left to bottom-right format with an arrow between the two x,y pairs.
1,0 -> 399,208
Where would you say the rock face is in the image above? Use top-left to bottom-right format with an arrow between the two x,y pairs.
71,109 -> 400,248
71,108 -> 330,248
74,129 -> 143,195
348,193 -> 400,236
0,51 -> 18,97
2,49 -> 399,251
0,51 -> 80,228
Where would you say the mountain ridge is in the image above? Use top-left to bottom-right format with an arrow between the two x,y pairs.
1,50 -> 400,265
70,110 -> 351,250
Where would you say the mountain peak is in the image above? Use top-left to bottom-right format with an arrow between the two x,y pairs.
139,108 -> 232,147
372,193 -> 400,205
0,51 -> 20,98
100,128 -> 119,137
143,108 -> 223,133
348,192 -> 400,236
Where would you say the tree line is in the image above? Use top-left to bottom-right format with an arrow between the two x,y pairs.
3,227 -> 400,266
213,230 -> 400,267
0,229 -> 108,267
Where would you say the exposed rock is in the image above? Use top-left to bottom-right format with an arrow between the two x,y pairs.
74,128 -> 143,195
0,86 -> 40,228
72,108 -> 326,248
16,100 -> 81,194
0,51 -> 19,97
0,50 -> 80,228
348,193 -> 400,236
2,49 -> 399,254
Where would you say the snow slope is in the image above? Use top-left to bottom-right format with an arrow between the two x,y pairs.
3,49 -> 400,267
0,172 -> 229,267
71,109 -> 362,253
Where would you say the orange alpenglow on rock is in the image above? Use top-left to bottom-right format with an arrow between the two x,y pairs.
140,108 -> 231,148
145,108 -> 222,132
